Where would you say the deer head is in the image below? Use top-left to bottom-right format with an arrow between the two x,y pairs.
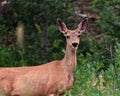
57,18 -> 88,49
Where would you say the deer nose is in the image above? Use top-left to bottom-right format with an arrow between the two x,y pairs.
72,43 -> 78,47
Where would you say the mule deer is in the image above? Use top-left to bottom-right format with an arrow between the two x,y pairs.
0,18 -> 88,96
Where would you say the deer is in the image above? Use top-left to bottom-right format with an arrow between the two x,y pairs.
0,18 -> 88,96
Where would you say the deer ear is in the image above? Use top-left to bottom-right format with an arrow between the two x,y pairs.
57,18 -> 67,33
77,18 -> 88,33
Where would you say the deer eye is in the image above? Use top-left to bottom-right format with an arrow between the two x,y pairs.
78,35 -> 80,38
66,36 -> 70,39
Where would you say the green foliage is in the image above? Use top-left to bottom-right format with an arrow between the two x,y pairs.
66,45 -> 120,95
0,47 -> 27,67
92,0 -> 120,39
114,43 -> 120,89
0,0 -> 120,95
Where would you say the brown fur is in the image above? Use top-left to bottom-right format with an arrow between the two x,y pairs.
0,61 -> 73,96
0,18 -> 88,96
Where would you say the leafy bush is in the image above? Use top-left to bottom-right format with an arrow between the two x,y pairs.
66,43 -> 120,96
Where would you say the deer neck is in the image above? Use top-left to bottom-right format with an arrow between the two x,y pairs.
62,44 -> 77,72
